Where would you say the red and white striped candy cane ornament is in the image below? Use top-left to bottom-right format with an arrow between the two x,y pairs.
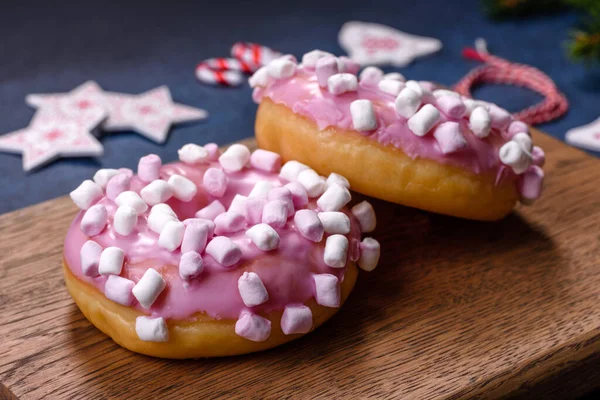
453,39 -> 568,125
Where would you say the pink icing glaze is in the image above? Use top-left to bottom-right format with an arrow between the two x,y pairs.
64,160 -> 362,321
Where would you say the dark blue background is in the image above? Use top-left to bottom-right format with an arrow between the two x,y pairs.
1,0 -> 599,214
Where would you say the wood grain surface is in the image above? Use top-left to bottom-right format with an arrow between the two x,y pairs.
1,133 -> 598,400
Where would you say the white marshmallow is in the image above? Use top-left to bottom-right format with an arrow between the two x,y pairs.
214,211 -> 246,234
281,305 -> 313,335
378,79 -> 405,96
395,88 -> 422,119
267,58 -> 296,79
150,203 -> 176,217
470,106 -> 492,138
407,104 -> 440,136
297,169 -> 326,198
179,251 -> 204,281
93,169 -> 119,189
113,205 -> 138,236
98,246 -> 125,276
238,272 -> 269,307
512,132 -> 533,153
350,99 -> 378,131
248,181 -> 274,199
313,274 -> 340,307
325,172 -> 350,190
248,66 -> 273,88
136,316 -> 168,342
433,89 -> 460,98
235,312 -> 271,342
70,180 -> 103,210
285,182 -> 309,209
262,200 -> 288,228
327,73 -> 358,95
147,205 -> 178,234
301,49 -> 334,68
219,144 -> 251,172
80,204 -> 108,236
405,80 -> 424,96
157,220 -> 185,251
279,160 -> 310,182
499,141 -> 532,174
318,211 -> 351,234
178,143 -> 209,164
104,275 -> 135,306
358,237 -> 381,271
317,184 -> 351,212
383,72 -> 406,82
115,191 -> 148,215
132,268 -> 166,309
181,222 -> 209,253
80,240 -> 102,277
294,209 -> 324,242
351,201 -> 376,232
359,66 -> 384,86
168,174 -> 197,202
324,234 -> 349,268
246,223 -> 280,251
228,194 -> 248,216
205,236 -> 241,267
195,200 -> 226,220
463,98 -> 490,115
140,180 -> 173,206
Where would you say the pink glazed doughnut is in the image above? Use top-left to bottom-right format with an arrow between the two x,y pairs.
251,50 -> 546,221
64,143 -> 380,358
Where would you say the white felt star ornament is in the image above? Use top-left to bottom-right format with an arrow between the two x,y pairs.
103,86 -> 208,143
565,117 -> 600,152
338,21 -> 442,67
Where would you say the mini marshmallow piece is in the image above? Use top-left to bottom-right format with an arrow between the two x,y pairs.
70,180 -> 103,210
350,99 -> 378,131
518,165 -> 544,204
205,236 -> 241,267
470,106 -> 492,138
245,196 -> 266,225
297,169 -> 326,198
325,172 -> 350,190
158,220 -> 185,251
147,206 -> 178,234
433,121 -> 468,154
464,99 -> 490,115
358,237 -> 381,271
214,211 -> 246,235
359,66 -> 384,86
279,160 -> 310,182
136,316 -> 169,342
338,56 -> 360,74
532,146 -> 546,167
250,149 -> 282,172
317,184 -> 351,212
436,96 -> 466,119
115,191 -> 148,215
318,211 -> 351,234
228,194 -> 248,216
235,312 -> 271,342
285,182 -> 309,209
268,187 -> 294,217
324,234 -> 349,268
508,120 -> 529,138
140,180 -> 173,206
183,218 -> 215,238
195,199 -> 226,220
262,200 -> 288,228
98,246 -> 125,276
281,305 -> 313,335
181,222 -> 209,253
395,87 -> 422,119
294,209 -> 324,242
80,240 -> 102,277
488,104 -> 512,129
132,268 -> 166,309
168,174 -> 197,202
104,275 -> 135,306
499,141 -> 532,174
407,104 -> 440,137
405,80 -> 424,96
512,132 -> 534,153
80,204 -> 108,236
301,49 -> 334,68
178,143 -> 209,164
238,272 -> 269,307
316,56 -> 340,87
248,66 -> 272,88
179,251 -> 204,281
219,144 -> 251,173
137,154 -> 162,182
202,168 -> 228,197
378,79 -> 405,96
267,58 -> 296,79
313,274 -> 340,308
433,89 -> 460,98
249,181 -> 274,199
327,73 -> 358,95
349,237 -> 361,262
351,201 -> 377,233
93,168 -> 119,189
151,203 -> 176,217
383,72 -> 406,82
113,205 -> 138,236
246,223 -> 280,251
204,143 -> 220,160
105,172 -> 131,201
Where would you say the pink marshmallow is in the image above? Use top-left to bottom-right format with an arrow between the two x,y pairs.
316,56 -> 339,87
262,200 -> 288,228
294,210 -> 324,242
179,251 -> 204,281
268,187 -> 294,217
338,56 -> 360,74
284,182 -> 308,209
104,275 -> 135,306
313,274 -> 340,308
195,200 -> 226,220
250,149 -> 282,172
214,211 -> 246,235
183,218 -> 215,238
235,312 -> 271,342
281,305 -> 313,335
433,122 -> 468,154
202,168 -> 228,197
80,240 -> 102,277
245,196 -> 266,225
349,237 -> 361,262
204,143 -> 221,161
508,120 -> 529,139
205,236 -> 241,267
228,194 -> 248,216
181,222 -> 209,253
488,104 -> 512,129
518,165 -> 544,204
358,237 -> 381,271
106,172 -> 131,201
436,96 -> 466,119
359,66 -> 384,86
532,146 -> 545,167
80,204 -> 107,236
238,271 -> 269,307
70,180 -> 103,210
328,73 -> 357,95
137,154 -> 162,182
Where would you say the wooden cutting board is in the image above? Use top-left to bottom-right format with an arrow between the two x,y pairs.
1,133 -> 599,400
